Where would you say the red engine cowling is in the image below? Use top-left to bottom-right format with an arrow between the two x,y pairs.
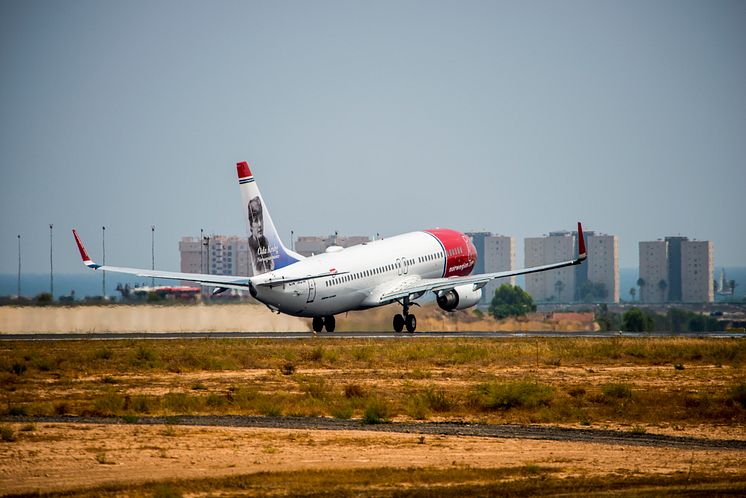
436,284 -> 482,311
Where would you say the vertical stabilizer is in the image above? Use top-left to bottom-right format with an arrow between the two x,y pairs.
237,162 -> 302,275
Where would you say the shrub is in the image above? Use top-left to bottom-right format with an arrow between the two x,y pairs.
20,423 -> 36,432
363,399 -> 391,424
568,387 -> 586,398
331,404 -> 353,420
301,379 -> 328,400
163,393 -> 198,413
102,376 -> 118,384
423,387 -> 452,412
191,382 -> 207,390
8,406 -> 28,416
404,396 -> 430,420
54,402 -> 69,415
1,426 -> 16,442
258,401 -> 282,417
728,383 -> 746,409
475,381 -> 553,410
602,383 -> 633,399
10,363 -> 26,376
95,347 -> 114,360
280,362 -> 295,375
344,383 -> 366,399
94,393 -> 126,416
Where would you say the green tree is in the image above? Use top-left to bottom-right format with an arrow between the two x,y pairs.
577,281 -> 608,303
657,279 -> 668,302
636,278 -> 646,302
629,287 -> 636,302
622,307 -> 654,332
489,285 -> 536,319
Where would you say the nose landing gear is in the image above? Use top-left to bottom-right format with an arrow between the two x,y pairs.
311,315 -> 336,334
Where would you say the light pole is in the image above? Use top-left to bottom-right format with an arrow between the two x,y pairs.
200,228 -> 204,274
290,230 -> 294,251
17,235 -> 21,298
102,226 -> 106,298
49,224 -> 54,299
151,225 -> 155,287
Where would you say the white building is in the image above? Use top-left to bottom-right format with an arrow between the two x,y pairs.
585,233 -> 619,303
525,232 -> 576,303
179,235 -> 252,277
681,240 -> 714,303
638,240 -> 668,303
467,232 -> 515,304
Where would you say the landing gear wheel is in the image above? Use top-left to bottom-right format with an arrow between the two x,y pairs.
324,315 -> 336,332
312,316 -> 324,333
393,314 -> 405,333
405,314 -> 417,333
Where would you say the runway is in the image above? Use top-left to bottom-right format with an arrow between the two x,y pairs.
2,330 -> 744,340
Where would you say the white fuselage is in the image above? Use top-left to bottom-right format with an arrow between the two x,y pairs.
251,231 -> 473,317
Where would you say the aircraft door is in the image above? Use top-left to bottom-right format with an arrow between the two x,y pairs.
306,279 -> 316,303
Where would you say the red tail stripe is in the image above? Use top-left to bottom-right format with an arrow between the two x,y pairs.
577,222 -> 586,256
236,161 -> 252,178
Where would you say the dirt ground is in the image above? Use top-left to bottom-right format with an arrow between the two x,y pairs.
0,304 -> 307,333
2,422 -> 744,496
0,304 -> 597,334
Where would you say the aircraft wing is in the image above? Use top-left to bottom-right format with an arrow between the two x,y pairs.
73,230 -> 251,290
378,222 -> 587,303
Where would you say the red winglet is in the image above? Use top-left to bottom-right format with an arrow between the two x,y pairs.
577,222 -> 586,258
72,229 -> 92,262
236,161 -> 252,178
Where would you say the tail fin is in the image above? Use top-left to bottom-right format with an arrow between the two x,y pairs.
237,162 -> 302,275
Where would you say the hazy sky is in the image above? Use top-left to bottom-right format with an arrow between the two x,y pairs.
1,0 -> 745,276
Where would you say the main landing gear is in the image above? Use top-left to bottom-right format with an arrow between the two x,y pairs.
312,315 -> 335,334
393,300 -> 417,333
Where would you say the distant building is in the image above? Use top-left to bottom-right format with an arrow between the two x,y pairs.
637,237 -> 714,303
466,232 -> 516,304
665,236 -> 687,302
526,230 -> 618,303
681,240 -> 714,303
639,240 -> 668,303
179,235 -> 252,278
525,232 -> 576,303
294,234 -> 370,257
584,233 -> 619,303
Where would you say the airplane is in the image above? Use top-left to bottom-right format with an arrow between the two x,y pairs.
73,161 -> 586,333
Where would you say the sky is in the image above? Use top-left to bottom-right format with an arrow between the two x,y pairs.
1,0 -> 745,277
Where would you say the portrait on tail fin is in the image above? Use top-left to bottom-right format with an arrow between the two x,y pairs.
248,196 -> 274,274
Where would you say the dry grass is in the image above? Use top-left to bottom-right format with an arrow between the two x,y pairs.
0,337 -> 744,427
9,466 -> 746,497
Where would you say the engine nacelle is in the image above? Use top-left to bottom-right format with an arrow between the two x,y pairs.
436,284 -> 482,311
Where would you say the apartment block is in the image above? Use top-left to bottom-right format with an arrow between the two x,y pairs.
637,237 -> 714,303
467,232 -> 515,304
585,233 -> 619,303
525,232 -> 576,303
681,240 -> 714,302
179,235 -> 252,278
638,240 -> 668,303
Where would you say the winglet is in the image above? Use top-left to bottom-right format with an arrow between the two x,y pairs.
72,230 -> 101,269
577,222 -> 586,261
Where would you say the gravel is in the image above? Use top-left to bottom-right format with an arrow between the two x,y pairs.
4,415 -> 745,451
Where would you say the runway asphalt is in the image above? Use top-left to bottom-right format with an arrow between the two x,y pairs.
1,330 -> 744,340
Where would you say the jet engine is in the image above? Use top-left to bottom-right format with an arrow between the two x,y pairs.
436,284 -> 482,311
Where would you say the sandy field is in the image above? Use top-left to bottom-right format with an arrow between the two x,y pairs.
0,304 -> 307,333
2,422 -> 744,495
0,303 -> 596,334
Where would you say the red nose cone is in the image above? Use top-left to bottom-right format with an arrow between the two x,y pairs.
236,161 -> 252,178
